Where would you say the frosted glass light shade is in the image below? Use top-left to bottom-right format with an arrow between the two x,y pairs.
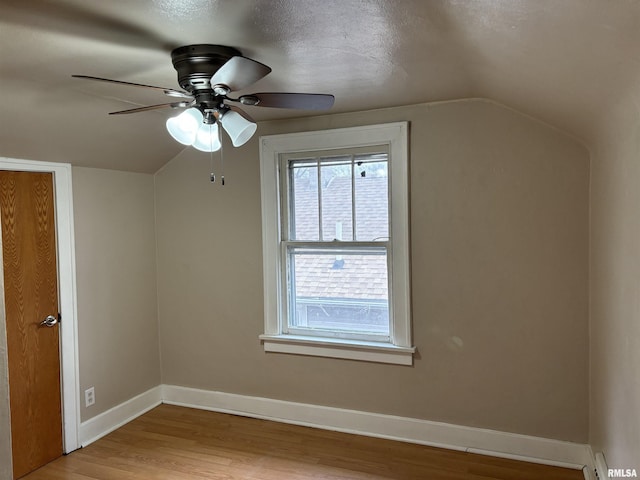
166,108 -> 203,145
220,110 -> 257,147
192,122 -> 222,152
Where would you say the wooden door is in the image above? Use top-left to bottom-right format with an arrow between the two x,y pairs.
0,171 -> 63,479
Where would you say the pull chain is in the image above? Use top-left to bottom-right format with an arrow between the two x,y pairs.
206,122 -> 225,186
209,123 -> 216,183
210,151 -> 215,183
218,122 -> 225,186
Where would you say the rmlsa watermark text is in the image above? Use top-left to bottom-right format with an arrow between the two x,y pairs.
609,469 -> 638,478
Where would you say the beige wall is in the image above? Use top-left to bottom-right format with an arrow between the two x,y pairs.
590,93 -> 640,466
73,167 -> 161,421
155,99 -> 590,442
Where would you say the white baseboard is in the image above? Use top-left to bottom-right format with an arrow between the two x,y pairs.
161,384 -> 594,472
78,386 -> 162,446
75,384 -> 595,475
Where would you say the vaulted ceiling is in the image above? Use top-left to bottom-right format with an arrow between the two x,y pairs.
1,0 -> 638,172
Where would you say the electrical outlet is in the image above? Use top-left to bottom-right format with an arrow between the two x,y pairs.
85,387 -> 95,407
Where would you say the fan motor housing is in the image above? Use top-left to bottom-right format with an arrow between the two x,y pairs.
171,44 -> 241,93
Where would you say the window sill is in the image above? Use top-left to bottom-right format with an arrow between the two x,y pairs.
259,334 -> 415,365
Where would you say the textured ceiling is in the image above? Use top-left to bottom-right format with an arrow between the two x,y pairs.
1,0 -> 639,172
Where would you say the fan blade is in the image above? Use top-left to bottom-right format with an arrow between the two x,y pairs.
210,56 -> 272,92
73,75 -> 193,99
240,93 -> 335,110
109,102 -> 190,115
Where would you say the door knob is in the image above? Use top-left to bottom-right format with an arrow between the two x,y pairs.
40,315 -> 58,328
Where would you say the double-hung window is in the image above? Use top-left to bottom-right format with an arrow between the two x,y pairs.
260,123 -> 413,365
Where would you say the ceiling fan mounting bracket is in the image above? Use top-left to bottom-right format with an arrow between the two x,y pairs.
191,90 -> 225,112
171,44 -> 241,93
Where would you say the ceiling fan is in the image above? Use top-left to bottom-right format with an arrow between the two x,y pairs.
73,44 -> 335,151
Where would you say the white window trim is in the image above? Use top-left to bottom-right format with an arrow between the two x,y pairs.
259,122 -> 413,365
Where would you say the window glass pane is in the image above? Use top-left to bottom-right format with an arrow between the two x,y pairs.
289,247 -> 389,336
290,160 -> 319,241
355,155 -> 388,241
321,156 -> 353,241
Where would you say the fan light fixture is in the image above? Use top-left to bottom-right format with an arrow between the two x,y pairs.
165,107 -> 256,151
166,108 -> 203,146
219,110 -> 257,147
193,122 -> 221,152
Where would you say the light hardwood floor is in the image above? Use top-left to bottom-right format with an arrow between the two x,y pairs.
23,404 -> 584,479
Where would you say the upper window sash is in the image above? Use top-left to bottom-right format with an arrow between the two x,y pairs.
280,147 -> 390,244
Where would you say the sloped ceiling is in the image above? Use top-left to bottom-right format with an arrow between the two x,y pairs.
1,0 -> 638,173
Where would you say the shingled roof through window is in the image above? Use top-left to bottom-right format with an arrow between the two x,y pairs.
290,172 -> 390,301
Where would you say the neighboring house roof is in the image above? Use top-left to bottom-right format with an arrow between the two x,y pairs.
292,175 -> 389,241
291,174 -> 389,301
293,254 -> 388,301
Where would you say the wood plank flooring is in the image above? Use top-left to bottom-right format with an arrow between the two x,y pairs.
23,404 -> 584,480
